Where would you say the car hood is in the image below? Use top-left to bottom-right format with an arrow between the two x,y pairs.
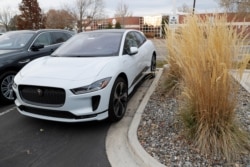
19,56 -> 114,82
0,49 -> 14,54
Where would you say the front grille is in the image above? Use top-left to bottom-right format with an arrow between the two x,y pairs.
19,85 -> 66,107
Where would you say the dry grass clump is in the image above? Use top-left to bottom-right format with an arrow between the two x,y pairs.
165,14 -> 250,161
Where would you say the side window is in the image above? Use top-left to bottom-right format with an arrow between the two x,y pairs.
133,31 -> 146,47
51,32 -> 71,44
33,33 -> 51,46
123,32 -> 138,55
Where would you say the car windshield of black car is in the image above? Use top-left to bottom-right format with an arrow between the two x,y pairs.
0,33 -> 33,49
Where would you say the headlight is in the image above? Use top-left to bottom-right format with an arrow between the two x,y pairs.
71,77 -> 112,95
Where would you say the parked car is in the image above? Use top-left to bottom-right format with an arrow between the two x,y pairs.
13,29 -> 157,122
0,29 -> 74,103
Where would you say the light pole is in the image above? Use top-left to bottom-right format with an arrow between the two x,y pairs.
121,0 -> 125,28
192,0 -> 196,14
173,0 -> 176,16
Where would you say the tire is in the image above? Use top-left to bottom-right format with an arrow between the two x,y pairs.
108,77 -> 128,122
151,55 -> 156,78
0,71 -> 16,104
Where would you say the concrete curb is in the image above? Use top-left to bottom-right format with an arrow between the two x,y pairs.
127,68 -> 165,167
106,69 -> 164,167
231,69 -> 250,93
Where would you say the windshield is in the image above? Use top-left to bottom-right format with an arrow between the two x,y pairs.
52,32 -> 123,57
0,32 -> 34,49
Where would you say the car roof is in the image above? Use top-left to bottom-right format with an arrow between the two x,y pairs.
35,29 -> 73,33
92,29 -> 126,33
79,29 -> 141,36
4,29 -> 73,35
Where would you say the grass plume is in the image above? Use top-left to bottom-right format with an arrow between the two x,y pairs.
165,14 -> 250,161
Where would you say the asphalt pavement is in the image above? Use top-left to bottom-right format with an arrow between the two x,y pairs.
0,110 -> 111,167
150,39 -> 167,62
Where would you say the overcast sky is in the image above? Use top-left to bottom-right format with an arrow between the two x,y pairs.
0,0 -> 221,16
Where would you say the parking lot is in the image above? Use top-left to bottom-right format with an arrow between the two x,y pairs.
151,39 -> 168,61
0,39 -> 164,167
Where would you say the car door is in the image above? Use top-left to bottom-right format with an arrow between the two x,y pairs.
26,31 -> 72,63
25,32 -> 54,63
132,31 -> 149,71
122,31 -> 144,87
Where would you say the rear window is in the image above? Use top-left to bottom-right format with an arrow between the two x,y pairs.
51,32 -> 72,44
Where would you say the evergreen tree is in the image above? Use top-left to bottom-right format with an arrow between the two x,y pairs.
17,0 -> 44,29
115,22 -> 121,29
107,22 -> 112,29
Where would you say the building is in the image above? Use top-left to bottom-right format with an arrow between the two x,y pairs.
178,13 -> 250,39
0,23 -> 6,32
81,13 -> 250,39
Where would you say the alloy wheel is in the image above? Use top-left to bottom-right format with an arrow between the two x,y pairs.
1,74 -> 15,100
113,81 -> 128,118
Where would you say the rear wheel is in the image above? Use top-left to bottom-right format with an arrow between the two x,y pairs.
0,71 -> 16,103
151,54 -> 156,78
108,77 -> 128,122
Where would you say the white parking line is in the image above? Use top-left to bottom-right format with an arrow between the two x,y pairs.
0,107 -> 16,116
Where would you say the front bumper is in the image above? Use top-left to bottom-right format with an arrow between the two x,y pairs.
16,104 -> 109,123
13,84 -> 112,123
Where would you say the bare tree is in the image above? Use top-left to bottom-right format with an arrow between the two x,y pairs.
0,7 -> 15,31
114,1 -> 132,18
178,3 -> 192,13
46,9 -> 75,29
65,0 -> 104,32
217,0 -> 250,13
114,1 -> 132,28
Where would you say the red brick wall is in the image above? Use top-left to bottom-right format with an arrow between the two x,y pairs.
178,13 -> 250,39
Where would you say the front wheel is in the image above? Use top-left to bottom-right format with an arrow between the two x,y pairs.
108,77 -> 128,122
0,71 -> 16,104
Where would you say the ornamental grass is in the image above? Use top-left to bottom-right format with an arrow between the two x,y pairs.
165,14 -> 250,161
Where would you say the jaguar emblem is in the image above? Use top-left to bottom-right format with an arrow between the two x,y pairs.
37,88 -> 43,96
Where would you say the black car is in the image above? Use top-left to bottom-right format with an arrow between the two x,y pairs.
0,29 -> 74,103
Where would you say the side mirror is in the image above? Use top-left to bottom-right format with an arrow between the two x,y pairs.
128,47 -> 138,55
31,44 -> 44,51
